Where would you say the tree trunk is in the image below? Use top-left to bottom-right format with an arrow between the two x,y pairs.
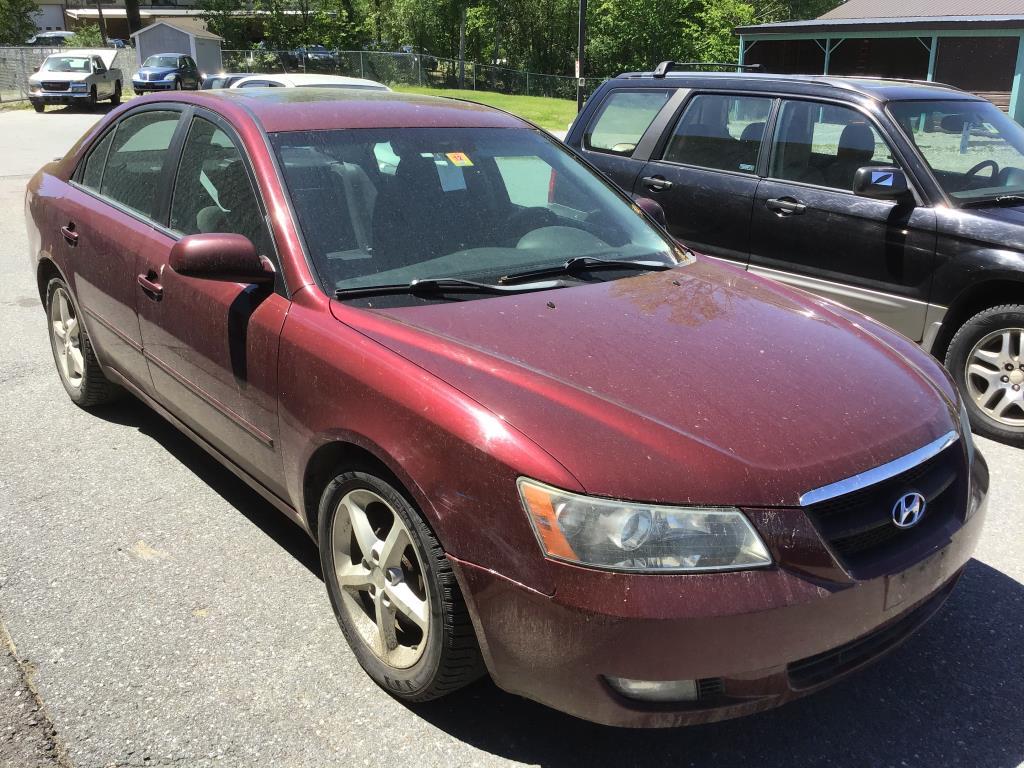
125,0 -> 143,34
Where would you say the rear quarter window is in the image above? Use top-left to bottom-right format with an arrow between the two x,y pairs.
584,89 -> 671,157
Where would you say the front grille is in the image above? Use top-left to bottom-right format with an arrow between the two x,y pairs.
41,81 -> 69,91
803,442 -> 967,579
788,575 -> 958,690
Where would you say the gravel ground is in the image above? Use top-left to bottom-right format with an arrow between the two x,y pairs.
0,107 -> 1022,768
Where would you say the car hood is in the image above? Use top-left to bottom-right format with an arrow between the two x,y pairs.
332,259 -> 959,507
31,72 -> 88,83
135,66 -> 178,77
940,203 -> 1024,251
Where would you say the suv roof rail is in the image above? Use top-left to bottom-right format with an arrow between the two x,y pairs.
652,60 -> 761,77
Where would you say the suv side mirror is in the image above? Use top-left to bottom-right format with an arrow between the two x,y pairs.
633,196 -> 667,227
853,166 -> 911,201
169,233 -> 275,284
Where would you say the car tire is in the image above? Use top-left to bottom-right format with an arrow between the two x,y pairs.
32,101 -> 44,113
318,469 -> 485,702
111,81 -> 121,105
172,78 -> 181,90
945,304 -> 1024,447
87,85 -> 97,109
45,278 -> 121,408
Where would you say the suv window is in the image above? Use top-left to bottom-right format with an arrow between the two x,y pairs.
769,101 -> 896,191
663,94 -> 772,173
169,116 -> 274,258
99,110 -> 181,220
584,90 -> 671,157
80,130 -> 114,191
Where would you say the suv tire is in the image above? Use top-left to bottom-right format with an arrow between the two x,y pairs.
318,469 -> 485,702
945,304 -> 1024,447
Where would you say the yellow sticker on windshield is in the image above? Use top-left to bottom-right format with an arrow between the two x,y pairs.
446,152 -> 474,167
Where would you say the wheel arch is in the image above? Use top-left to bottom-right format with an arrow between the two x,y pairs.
36,257 -> 66,305
933,276 -> 1024,361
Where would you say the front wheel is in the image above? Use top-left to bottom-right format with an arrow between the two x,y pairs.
32,101 -> 44,113
945,304 -> 1024,447
110,81 -> 121,105
318,470 -> 484,701
87,85 -> 97,109
172,78 -> 182,91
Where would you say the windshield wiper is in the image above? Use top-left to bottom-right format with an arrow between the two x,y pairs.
961,194 -> 1024,208
499,256 -> 673,284
334,276 -> 566,300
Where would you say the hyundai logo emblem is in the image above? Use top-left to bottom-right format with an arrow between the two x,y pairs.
892,492 -> 927,529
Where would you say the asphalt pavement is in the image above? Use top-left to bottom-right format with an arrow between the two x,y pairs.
0,106 -> 1022,768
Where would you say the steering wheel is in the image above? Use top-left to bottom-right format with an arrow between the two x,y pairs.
965,159 -> 999,179
506,207 -> 560,239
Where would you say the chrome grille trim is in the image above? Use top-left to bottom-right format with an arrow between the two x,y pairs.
799,430 -> 959,507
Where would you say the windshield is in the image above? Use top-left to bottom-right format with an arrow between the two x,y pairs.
271,127 -> 680,302
890,99 -> 1024,204
42,56 -> 91,73
143,55 -> 180,68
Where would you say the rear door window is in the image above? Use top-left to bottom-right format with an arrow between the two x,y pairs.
584,89 -> 671,157
99,110 -> 181,220
768,101 -> 896,191
662,94 -> 773,174
80,130 -> 114,191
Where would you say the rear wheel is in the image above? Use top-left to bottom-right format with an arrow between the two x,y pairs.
946,304 -> 1024,447
318,470 -> 485,701
46,279 -> 120,407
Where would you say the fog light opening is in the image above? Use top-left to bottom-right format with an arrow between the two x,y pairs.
605,676 -> 699,703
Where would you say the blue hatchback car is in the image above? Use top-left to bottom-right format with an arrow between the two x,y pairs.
132,53 -> 200,92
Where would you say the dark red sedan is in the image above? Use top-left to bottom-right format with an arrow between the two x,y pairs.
25,88 -> 988,727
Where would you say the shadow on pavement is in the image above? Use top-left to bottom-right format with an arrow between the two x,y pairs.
92,397 -> 1023,767
91,395 -> 322,578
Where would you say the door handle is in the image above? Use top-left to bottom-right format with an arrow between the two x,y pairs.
766,197 -> 807,216
137,272 -> 163,301
642,175 -> 673,192
61,223 -> 78,246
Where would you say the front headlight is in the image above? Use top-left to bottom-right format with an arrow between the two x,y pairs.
163,73 -> 178,81
70,82 -> 87,90
517,479 -> 772,573
959,399 -> 976,465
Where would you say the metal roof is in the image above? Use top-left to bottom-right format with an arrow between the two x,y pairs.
736,14 -> 1024,34
819,0 -> 1024,20
129,21 -> 222,41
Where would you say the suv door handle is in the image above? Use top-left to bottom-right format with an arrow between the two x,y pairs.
642,175 -> 673,192
61,223 -> 79,246
137,272 -> 163,301
766,197 -> 807,216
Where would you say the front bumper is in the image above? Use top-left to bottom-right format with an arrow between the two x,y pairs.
452,451 -> 988,727
30,90 -> 91,104
132,80 -> 176,92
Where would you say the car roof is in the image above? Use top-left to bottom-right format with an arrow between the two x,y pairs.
155,88 -> 527,132
230,72 -> 388,89
611,71 -> 984,104
144,52 -> 192,58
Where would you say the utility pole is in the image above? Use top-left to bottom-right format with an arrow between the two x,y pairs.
458,7 -> 465,89
575,0 -> 587,112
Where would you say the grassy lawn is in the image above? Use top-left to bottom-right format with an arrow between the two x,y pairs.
391,85 -> 577,132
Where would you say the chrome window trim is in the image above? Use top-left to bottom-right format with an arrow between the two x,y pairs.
799,430 -> 959,507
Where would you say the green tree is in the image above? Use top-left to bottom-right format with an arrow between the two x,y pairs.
66,22 -> 105,47
0,0 -> 40,45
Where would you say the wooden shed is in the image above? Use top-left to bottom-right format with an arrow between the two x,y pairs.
131,21 -> 223,76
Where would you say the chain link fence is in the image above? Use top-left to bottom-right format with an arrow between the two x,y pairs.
1,46 -> 136,103
222,49 -> 589,100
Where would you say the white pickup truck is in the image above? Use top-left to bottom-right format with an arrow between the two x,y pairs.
28,49 -> 122,112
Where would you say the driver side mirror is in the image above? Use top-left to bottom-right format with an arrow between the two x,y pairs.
169,233 -> 275,285
633,196 -> 667,227
853,166 -> 911,201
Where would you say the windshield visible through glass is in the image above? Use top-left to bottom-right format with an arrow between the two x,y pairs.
890,99 -> 1024,204
42,56 -> 91,73
270,127 -> 680,302
143,55 -> 180,68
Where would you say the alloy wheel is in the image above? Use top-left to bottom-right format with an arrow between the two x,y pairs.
330,488 -> 430,669
50,287 -> 84,389
965,327 -> 1024,427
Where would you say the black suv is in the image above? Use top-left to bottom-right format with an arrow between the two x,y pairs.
567,64 -> 1024,446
